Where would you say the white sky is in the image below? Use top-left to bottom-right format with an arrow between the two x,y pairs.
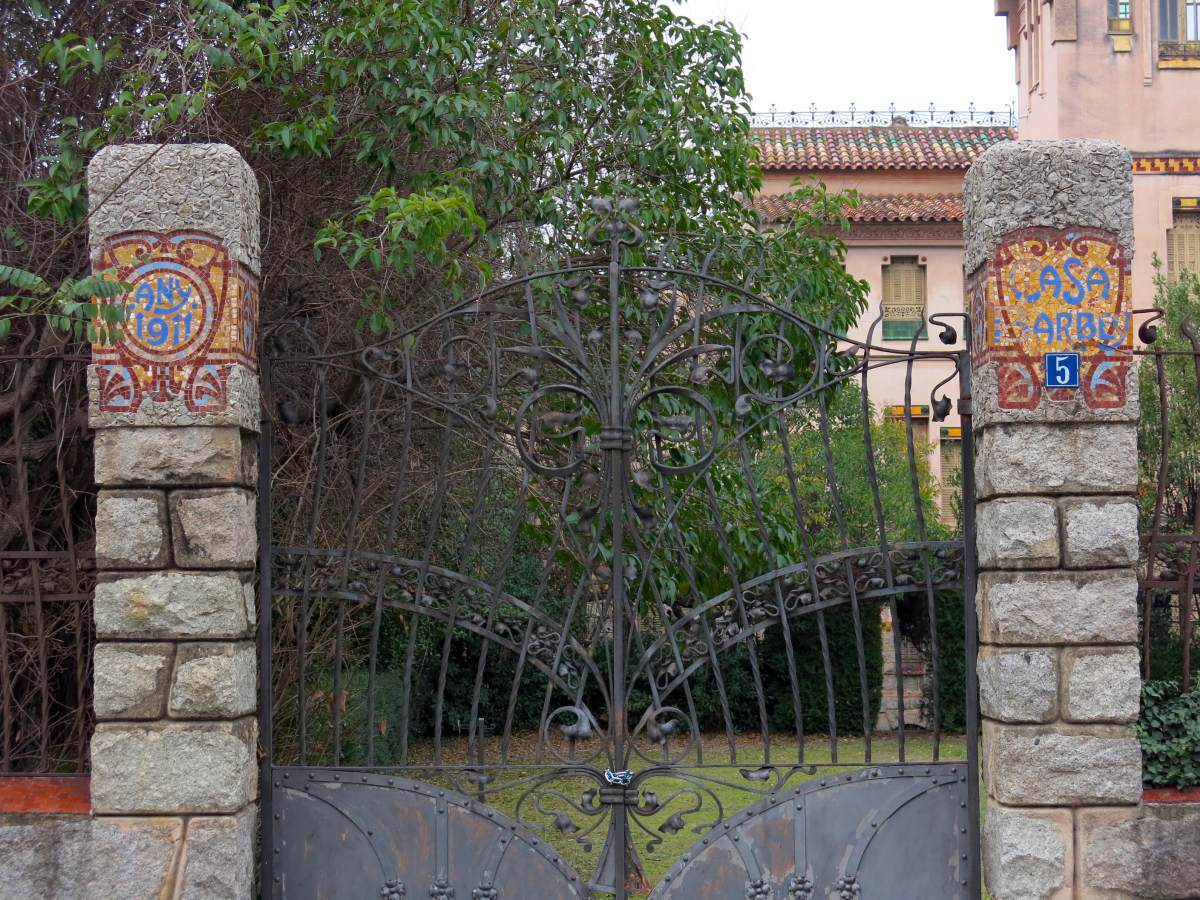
669,0 -> 1017,116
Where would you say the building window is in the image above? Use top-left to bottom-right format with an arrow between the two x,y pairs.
1109,0 -> 1133,30
938,429 -> 962,525
1026,1 -> 1043,90
881,256 -> 927,341
883,406 -> 930,446
1160,0 -> 1200,41
1167,207 -> 1200,280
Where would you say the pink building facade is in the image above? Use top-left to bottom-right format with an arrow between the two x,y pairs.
750,124 -> 1014,507
997,0 -> 1200,303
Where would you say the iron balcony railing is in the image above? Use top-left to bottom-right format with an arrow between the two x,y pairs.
750,103 -> 1016,128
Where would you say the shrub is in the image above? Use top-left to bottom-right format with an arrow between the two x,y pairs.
1136,680 -> 1200,790
899,590 -> 970,733
655,602 -> 884,738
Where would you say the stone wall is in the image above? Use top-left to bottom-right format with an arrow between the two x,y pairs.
86,143 -> 260,899
967,140 -> 1200,900
0,144 -> 261,900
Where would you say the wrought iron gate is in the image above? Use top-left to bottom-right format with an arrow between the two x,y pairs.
260,200 -> 980,898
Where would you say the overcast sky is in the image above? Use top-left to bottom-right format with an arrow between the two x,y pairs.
670,0 -> 1017,117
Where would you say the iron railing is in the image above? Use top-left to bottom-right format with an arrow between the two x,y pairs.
749,103 -> 1016,128
0,340 -> 95,774
1136,311 -> 1200,693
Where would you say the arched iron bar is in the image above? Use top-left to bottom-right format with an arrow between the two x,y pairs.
266,263 -> 968,367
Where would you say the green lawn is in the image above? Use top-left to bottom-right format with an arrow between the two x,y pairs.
403,732 -> 985,897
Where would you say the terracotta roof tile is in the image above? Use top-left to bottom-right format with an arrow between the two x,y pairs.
752,192 -> 964,224
751,126 -> 1015,171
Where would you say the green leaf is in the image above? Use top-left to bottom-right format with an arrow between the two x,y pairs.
0,265 -> 49,293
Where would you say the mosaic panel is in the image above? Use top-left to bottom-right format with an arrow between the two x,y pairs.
969,227 -> 1131,410
92,230 -> 257,416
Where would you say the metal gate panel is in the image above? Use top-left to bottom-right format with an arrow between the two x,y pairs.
260,198 -> 980,897
650,764 -> 972,899
272,771 -> 588,899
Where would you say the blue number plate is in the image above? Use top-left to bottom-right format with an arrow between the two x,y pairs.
1044,352 -> 1081,389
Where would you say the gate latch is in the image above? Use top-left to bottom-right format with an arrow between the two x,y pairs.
600,769 -> 637,805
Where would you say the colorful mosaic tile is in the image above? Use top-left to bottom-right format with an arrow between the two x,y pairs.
969,227 -> 1132,411
1131,156 -> 1200,174
91,230 -> 257,416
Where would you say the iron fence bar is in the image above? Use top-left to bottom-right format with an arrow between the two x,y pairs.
258,350 -> 276,895
858,324 -> 908,759
902,328 -> 943,759
814,378 -> 862,765
958,345 -> 983,899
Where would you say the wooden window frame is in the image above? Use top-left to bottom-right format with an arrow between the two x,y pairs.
1159,0 -> 1200,57
1110,0 -> 1134,31
881,255 -> 928,342
938,429 -> 963,525
1167,208 -> 1200,281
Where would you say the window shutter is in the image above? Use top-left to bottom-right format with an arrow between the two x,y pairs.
882,257 -> 927,340
939,438 -> 962,523
1168,212 -> 1200,280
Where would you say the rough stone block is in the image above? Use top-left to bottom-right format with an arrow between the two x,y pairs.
170,489 -> 256,569
978,498 -> 1060,569
1062,497 -> 1139,569
983,722 -> 1143,806
93,643 -> 174,719
978,646 -> 1059,723
982,803 -> 1073,900
95,571 -> 253,639
1078,804 -> 1200,899
95,426 -> 256,486
975,423 -> 1137,499
963,139 -> 1133,277
169,642 -> 256,718
88,143 -> 259,270
95,490 -> 170,569
90,720 -> 257,814
0,814 -> 183,900
978,570 -> 1138,645
179,809 -> 256,900
1062,646 -> 1141,723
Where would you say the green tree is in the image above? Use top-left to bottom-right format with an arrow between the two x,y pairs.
4,0 -> 867,343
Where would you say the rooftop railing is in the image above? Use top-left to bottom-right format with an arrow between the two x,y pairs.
750,103 -> 1017,128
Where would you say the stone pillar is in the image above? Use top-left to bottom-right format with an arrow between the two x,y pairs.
86,144 -> 260,899
964,140 -> 1144,900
